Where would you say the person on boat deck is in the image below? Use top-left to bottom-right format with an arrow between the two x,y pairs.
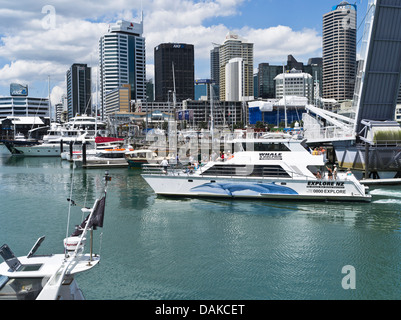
333,165 -> 338,180
316,171 -> 322,179
211,151 -> 218,162
326,166 -> 333,180
346,168 -> 352,177
161,157 -> 169,174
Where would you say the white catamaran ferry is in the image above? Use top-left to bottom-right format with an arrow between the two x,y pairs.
141,133 -> 371,202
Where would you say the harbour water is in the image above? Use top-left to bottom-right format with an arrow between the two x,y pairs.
0,146 -> 400,300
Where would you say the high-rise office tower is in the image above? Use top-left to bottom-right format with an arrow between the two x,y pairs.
219,32 -> 254,101
66,63 -> 91,119
154,43 -> 194,102
99,19 -> 146,114
210,45 -> 220,96
322,1 -> 357,101
257,63 -> 283,99
225,58 -> 244,101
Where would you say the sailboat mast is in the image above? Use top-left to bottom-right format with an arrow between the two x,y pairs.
172,62 -> 177,117
48,75 -> 51,123
210,83 -> 214,139
283,65 -> 287,129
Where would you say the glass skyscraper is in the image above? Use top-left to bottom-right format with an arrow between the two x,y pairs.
66,63 -> 91,119
322,2 -> 357,101
154,43 -> 194,103
99,19 -> 146,115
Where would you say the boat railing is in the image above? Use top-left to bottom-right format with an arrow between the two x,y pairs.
142,163 -> 187,175
143,163 -> 314,180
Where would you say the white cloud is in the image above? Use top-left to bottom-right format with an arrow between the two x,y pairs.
243,25 -> 322,64
50,84 -> 66,105
0,60 -> 66,86
0,0 -> 322,97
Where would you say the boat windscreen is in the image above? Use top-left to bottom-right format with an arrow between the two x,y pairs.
0,244 -> 21,272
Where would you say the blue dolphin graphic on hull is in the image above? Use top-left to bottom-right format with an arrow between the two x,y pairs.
190,182 -> 298,196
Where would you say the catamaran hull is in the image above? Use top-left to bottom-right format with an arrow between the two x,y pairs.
141,175 -> 371,202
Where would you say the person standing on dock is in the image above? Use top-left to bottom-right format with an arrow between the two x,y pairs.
161,158 -> 169,174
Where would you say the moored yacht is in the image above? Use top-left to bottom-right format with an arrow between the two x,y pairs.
61,136 -> 125,161
74,145 -> 132,168
3,115 -> 108,157
141,133 -> 371,202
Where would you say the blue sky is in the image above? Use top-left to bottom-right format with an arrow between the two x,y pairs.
0,0 -> 369,104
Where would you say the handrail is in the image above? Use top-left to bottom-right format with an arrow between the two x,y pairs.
142,162 -> 322,181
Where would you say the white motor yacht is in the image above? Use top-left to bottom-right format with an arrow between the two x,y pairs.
61,137 -> 125,161
74,145 -> 132,168
4,115 -> 108,157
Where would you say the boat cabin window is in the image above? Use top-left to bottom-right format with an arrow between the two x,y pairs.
134,152 -> 148,158
242,142 -> 290,152
203,164 -> 291,178
0,275 -> 48,300
96,152 -> 125,159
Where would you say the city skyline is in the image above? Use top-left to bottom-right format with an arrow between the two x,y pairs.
0,0 -> 368,105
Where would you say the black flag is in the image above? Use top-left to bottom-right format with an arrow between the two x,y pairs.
88,196 -> 106,229
71,196 -> 106,236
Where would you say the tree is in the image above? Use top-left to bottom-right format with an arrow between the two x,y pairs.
255,121 -> 265,129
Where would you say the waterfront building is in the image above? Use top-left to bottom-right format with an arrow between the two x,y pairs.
66,63 -> 91,119
218,32 -> 254,101
224,57 -> 256,102
134,99 -> 243,128
54,94 -> 68,123
257,63 -> 283,99
146,79 -> 154,102
154,43 -> 195,102
0,96 -> 49,120
248,98 -> 308,127
195,79 -> 213,101
184,99 -> 244,128
105,84 -> 131,114
0,116 -> 48,140
99,19 -> 146,114
257,56 -> 322,102
322,1 -> 357,101
274,69 -> 314,104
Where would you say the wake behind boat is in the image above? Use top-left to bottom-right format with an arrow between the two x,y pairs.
141,133 -> 371,202
0,171 -> 111,300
